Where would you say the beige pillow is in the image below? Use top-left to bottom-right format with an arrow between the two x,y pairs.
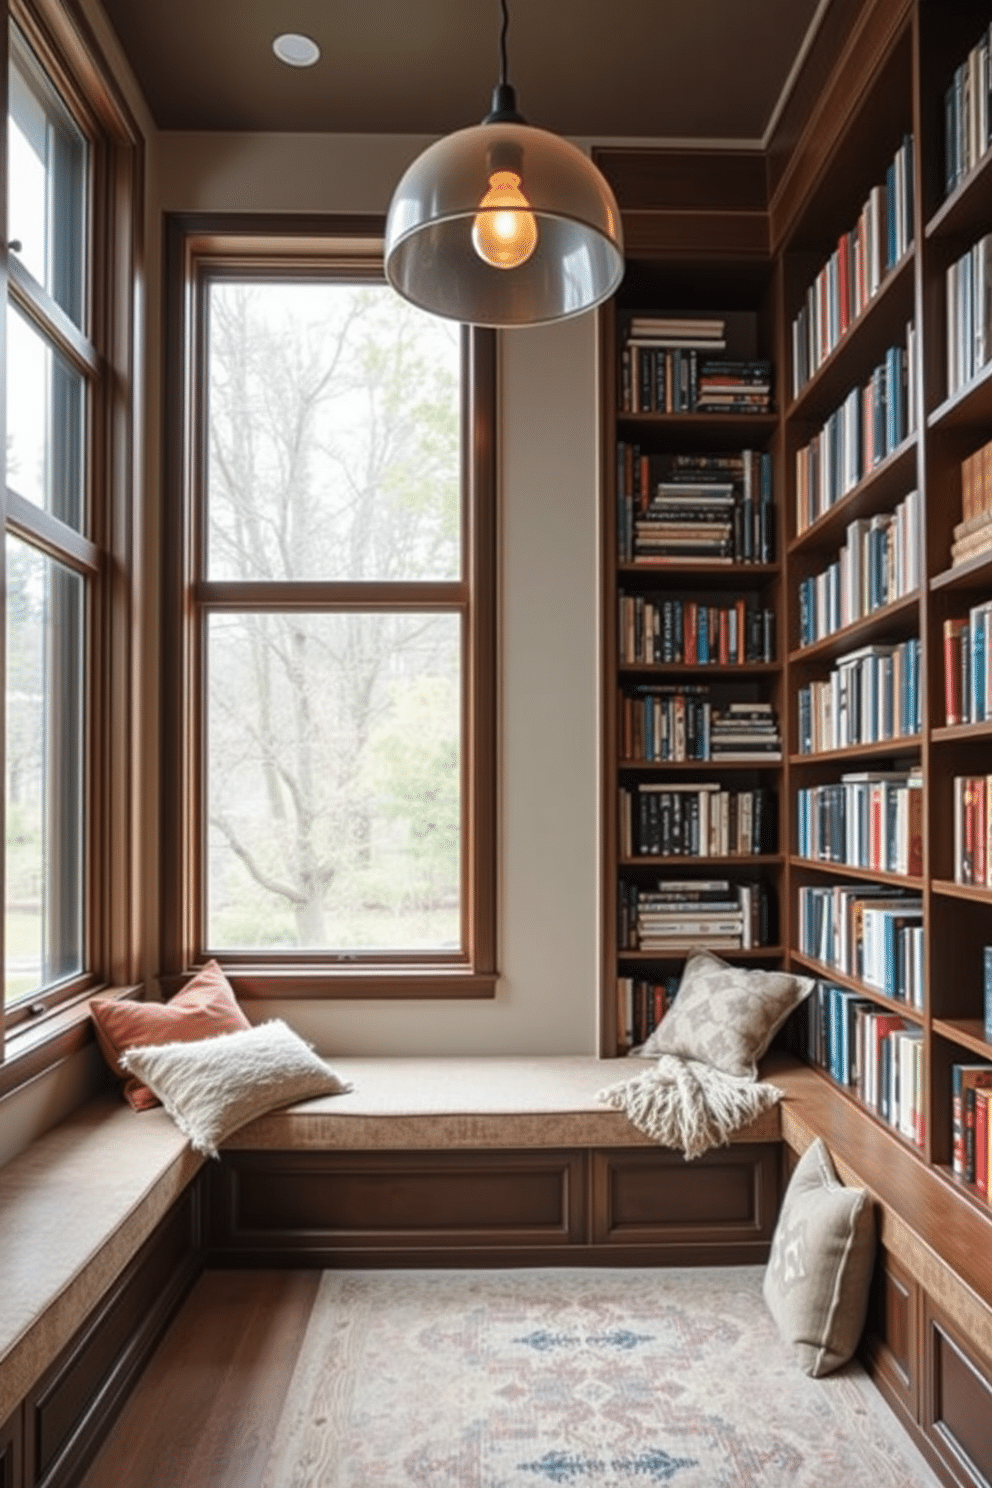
763,1138 -> 876,1376
638,951 -> 814,1078
120,1019 -> 351,1158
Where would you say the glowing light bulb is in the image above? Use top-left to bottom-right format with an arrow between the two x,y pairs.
472,169 -> 538,270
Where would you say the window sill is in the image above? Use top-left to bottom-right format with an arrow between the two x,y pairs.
0,984 -> 141,1099
197,967 -> 499,1001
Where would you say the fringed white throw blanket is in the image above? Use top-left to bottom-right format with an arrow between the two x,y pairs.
597,1054 -> 783,1159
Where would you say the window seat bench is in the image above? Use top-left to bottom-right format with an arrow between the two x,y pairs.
210,1055 -> 782,1270
0,1054 -> 780,1486
2,1052 -> 992,1488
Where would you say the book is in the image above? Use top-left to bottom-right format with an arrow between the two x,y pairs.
952,1063 -> 992,1178
953,775 -> 992,886
944,617 -> 968,724
986,945 -> 992,1043
976,1089 -> 990,1200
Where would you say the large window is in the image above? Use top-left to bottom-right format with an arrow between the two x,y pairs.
164,225 -> 497,996
1,0 -> 140,1073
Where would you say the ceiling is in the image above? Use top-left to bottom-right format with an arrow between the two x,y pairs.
97,0 -> 824,142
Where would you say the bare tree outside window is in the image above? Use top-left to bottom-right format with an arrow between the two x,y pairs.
204,281 -> 465,952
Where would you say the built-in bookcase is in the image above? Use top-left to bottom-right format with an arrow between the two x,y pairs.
778,15 -> 931,1155
599,0 -> 992,1214
601,265 -> 787,1056
918,0 -> 992,1201
597,7 -> 992,1476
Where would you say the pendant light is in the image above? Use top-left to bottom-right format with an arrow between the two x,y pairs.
385,0 -> 624,327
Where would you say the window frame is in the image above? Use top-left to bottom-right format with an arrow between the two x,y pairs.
162,216 -> 498,1000
0,0 -> 142,1087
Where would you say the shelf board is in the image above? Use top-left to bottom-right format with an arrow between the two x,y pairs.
932,1018 -> 992,1061
931,878 -> 992,906
786,251 -> 915,424
618,661 -> 780,677
787,438 -> 918,557
928,357 -> 992,433
929,549 -> 992,594
789,734 -> 922,766
790,856 -> 924,891
926,148 -> 992,243
931,720 -> 992,744
619,854 -> 784,869
791,1059 -> 926,1157
787,590 -> 921,665
789,950 -> 925,1024
618,561 -> 780,584
932,1163 -> 992,1225
620,757 -> 783,772
618,945 -> 785,963
615,411 -> 778,438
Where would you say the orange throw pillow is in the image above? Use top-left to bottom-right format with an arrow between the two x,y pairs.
90,960 -> 251,1111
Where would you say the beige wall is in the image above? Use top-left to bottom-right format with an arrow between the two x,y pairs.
147,132 -> 604,1056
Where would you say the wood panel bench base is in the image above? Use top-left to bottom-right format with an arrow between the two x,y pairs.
205,1143 -> 781,1269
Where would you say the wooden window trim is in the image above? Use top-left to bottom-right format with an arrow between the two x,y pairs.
0,0 -> 143,1078
161,214 -> 498,1000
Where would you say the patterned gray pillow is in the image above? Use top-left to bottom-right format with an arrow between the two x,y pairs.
639,951 -> 814,1078
763,1137 -> 876,1376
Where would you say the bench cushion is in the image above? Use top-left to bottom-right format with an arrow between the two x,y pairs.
0,1095 -> 202,1425
224,1054 -> 784,1151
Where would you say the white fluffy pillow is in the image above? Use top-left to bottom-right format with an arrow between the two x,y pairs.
637,951 -> 814,1078
120,1019 -> 351,1157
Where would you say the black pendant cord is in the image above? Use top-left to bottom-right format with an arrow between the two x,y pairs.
486,0 -> 525,123
499,0 -> 509,87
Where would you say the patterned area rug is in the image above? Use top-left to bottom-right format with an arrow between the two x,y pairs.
262,1267 -> 940,1488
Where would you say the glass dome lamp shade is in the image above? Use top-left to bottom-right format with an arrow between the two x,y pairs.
385,90 -> 624,327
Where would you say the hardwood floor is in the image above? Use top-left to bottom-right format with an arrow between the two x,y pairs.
78,1271 -> 321,1488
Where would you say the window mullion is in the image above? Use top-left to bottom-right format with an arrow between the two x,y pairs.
196,579 -> 471,611
8,258 -> 99,378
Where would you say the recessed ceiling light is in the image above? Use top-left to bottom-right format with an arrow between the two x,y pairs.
273,32 -> 320,68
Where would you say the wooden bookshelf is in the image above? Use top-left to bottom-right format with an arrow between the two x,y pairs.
918,0 -> 992,1278
602,276 -> 784,1055
597,11 -> 992,1470
598,3 -> 992,1475
600,0 -> 992,1154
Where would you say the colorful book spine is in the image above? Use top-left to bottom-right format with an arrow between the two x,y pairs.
976,1090 -> 990,1200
